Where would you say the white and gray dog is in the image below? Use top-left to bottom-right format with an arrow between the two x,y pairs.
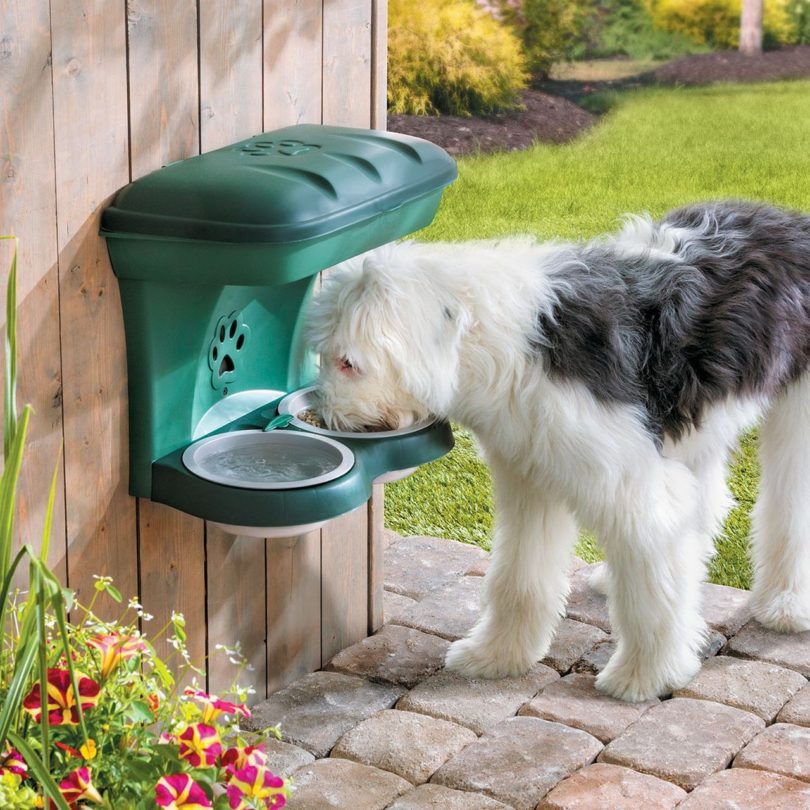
306,200 -> 810,702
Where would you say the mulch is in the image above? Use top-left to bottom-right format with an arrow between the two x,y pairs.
387,45 -> 810,157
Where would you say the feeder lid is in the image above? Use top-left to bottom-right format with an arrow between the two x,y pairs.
101,124 -> 457,244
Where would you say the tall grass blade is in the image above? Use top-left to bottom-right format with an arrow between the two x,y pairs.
1,235 -> 18,462
0,405 -> 31,585
0,635 -> 37,746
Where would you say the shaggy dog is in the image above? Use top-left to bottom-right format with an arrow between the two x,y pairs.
306,200 -> 810,702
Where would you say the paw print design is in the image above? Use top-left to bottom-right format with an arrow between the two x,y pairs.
208,311 -> 250,391
240,139 -> 321,157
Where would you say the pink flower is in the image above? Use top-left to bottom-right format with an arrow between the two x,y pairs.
177,723 -> 222,767
221,744 -> 268,777
155,773 -> 212,809
22,668 -> 100,725
86,632 -> 147,679
184,688 -> 251,724
0,746 -> 27,777
59,766 -> 103,806
227,765 -> 288,809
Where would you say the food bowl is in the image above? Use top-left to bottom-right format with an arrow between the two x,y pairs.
278,386 -> 433,440
182,429 -> 354,490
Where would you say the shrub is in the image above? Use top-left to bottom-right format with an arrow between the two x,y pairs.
646,0 -> 797,49
573,0 -> 708,61
388,0 -> 528,116
787,0 -> 810,43
492,0 -> 593,77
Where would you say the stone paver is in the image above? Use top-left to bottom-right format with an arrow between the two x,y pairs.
397,663 -> 559,734
247,672 -> 405,757
393,576 -> 482,641
726,620 -> 810,676
330,709 -> 477,785
387,784 -> 511,809
261,737 -> 315,775
701,582 -> 753,637
679,767 -> 810,809
288,757 -> 411,809
777,682 -> 810,727
599,697 -> 765,790
572,637 -> 615,675
432,716 -> 603,810
542,619 -> 609,673
566,565 -> 611,632
326,624 -> 449,688
537,763 -> 686,810
674,655 -> 807,721
384,590 -> 419,625
734,723 -> 810,783
384,535 -> 488,599
520,672 -> 658,743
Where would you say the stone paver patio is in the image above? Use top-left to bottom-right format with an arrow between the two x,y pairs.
248,533 -> 810,809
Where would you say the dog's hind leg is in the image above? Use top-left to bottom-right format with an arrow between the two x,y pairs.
594,457 -> 708,702
750,371 -> 810,632
445,455 -> 578,679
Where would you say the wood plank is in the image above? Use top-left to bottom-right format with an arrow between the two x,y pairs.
266,531 -> 321,695
127,0 -> 199,179
50,0 -> 135,616
321,505 -> 368,664
263,0 -> 323,128
367,484 -> 385,633
199,0 -> 263,151
125,0 -> 203,680
199,2 -> 267,698
370,0 -> 388,129
138,503 -> 206,674
0,0 -> 67,583
322,0 -> 372,127
206,526 -> 269,701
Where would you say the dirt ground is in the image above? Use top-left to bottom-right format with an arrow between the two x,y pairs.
387,45 -> 810,157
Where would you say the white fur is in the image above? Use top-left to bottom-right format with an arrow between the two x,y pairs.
306,238 -> 810,702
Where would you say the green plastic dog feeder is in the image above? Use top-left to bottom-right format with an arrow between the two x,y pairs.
101,124 -> 457,536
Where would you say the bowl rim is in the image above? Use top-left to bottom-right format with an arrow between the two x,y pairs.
181,428 -> 355,490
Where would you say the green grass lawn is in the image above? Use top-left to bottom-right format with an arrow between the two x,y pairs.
385,80 -> 810,589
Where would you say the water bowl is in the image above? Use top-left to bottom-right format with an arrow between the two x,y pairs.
278,386 -> 433,440
182,429 -> 354,490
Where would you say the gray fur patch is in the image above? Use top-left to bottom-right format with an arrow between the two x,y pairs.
532,201 -> 810,442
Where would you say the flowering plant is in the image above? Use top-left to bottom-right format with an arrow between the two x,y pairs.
0,241 -> 290,808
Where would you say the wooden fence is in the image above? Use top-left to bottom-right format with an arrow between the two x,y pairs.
0,0 -> 388,700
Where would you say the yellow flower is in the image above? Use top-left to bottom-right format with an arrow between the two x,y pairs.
80,739 -> 97,760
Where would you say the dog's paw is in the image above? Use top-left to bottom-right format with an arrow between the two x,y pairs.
595,648 -> 701,703
445,636 -> 535,680
752,590 -> 810,633
587,563 -> 610,596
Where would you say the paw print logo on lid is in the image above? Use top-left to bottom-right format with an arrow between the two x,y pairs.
240,139 -> 321,157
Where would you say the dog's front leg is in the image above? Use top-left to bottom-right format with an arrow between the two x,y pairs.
595,459 -> 707,702
445,457 -> 577,679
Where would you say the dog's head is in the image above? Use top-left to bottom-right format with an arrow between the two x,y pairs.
305,243 -> 470,431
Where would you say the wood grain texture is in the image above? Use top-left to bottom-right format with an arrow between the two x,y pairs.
0,0 -> 66,582
206,526 -> 268,701
199,0 -> 263,151
266,531 -> 321,695
50,0 -> 135,615
125,0 -> 204,681
322,0 -> 372,127
263,0 -> 323,128
367,484 -> 384,633
370,0 -> 387,129
321,505 -> 368,664
127,0 -> 199,179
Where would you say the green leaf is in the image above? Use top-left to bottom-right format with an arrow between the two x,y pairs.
125,700 -> 154,724
107,583 -> 123,603
0,636 -> 37,748
8,730 -> 71,810
3,236 -> 18,462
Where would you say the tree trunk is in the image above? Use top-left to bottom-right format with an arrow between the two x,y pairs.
739,0 -> 764,56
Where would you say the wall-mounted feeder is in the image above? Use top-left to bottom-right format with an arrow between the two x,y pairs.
101,124 -> 457,537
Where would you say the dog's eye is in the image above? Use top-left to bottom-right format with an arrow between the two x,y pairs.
336,356 -> 357,374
